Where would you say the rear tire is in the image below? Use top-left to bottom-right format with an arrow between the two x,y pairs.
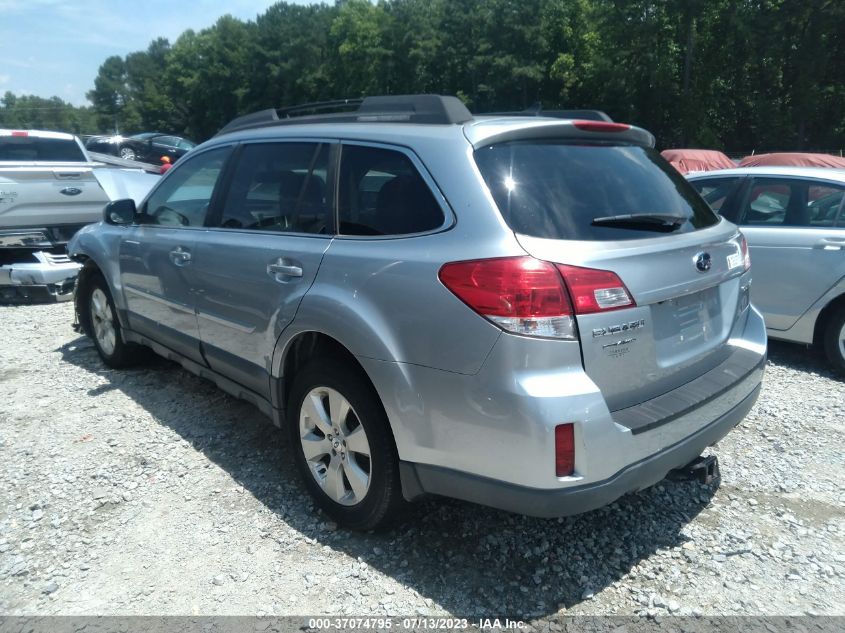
82,273 -> 139,368
119,146 -> 136,161
823,307 -> 845,375
286,357 -> 406,530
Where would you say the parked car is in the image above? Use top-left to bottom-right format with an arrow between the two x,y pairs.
738,152 -> 845,169
661,149 -> 736,174
68,95 -> 766,529
85,132 -> 196,164
0,129 -> 159,303
689,167 -> 845,372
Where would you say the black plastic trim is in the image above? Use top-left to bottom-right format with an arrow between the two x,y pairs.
611,345 -> 765,435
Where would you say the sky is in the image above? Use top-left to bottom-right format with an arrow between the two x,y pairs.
0,0 -> 317,107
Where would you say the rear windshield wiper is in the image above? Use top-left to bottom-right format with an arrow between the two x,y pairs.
591,213 -> 687,231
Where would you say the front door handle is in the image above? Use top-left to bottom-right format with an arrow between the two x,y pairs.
814,238 -> 845,250
169,247 -> 192,266
268,260 -> 303,279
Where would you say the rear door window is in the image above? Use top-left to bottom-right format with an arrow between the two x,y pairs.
740,178 -> 845,227
808,184 -> 845,227
338,144 -> 445,236
473,141 -> 719,241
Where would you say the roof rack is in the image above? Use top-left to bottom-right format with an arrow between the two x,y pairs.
480,103 -> 613,122
216,94 -> 473,136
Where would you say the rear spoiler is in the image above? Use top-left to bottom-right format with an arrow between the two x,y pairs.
464,119 -> 655,149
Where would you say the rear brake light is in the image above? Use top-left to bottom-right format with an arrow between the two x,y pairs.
438,256 -> 575,339
739,234 -> 751,270
556,265 -> 635,314
555,424 -> 575,477
572,120 -> 631,133
11,131 -> 28,137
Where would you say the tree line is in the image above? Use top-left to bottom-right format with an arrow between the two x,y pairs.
3,0 -> 844,152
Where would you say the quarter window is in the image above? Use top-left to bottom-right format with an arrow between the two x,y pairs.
338,145 -> 445,236
216,142 -> 330,234
142,146 -> 230,227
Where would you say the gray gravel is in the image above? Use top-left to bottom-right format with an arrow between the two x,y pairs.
0,302 -> 843,617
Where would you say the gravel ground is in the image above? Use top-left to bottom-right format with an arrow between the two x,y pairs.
0,302 -> 843,618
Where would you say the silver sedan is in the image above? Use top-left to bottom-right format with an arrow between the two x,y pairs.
689,166 -> 845,372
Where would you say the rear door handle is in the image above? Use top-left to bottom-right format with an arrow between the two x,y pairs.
814,238 -> 845,250
267,261 -> 303,279
169,247 -> 192,266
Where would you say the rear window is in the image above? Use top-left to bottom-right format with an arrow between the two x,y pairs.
0,136 -> 86,162
474,142 -> 719,241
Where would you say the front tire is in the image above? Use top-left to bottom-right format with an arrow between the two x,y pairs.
83,273 -> 138,368
119,146 -> 136,161
823,307 -> 845,375
286,357 -> 406,530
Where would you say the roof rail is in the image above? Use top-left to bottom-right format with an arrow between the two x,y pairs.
480,104 -> 613,122
278,99 -> 363,117
216,94 -> 473,136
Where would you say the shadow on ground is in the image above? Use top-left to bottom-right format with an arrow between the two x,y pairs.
53,333 -> 743,618
766,339 -> 843,382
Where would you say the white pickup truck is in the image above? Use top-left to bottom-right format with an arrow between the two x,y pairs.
0,129 -> 159,303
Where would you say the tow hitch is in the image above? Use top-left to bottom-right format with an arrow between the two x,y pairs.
669,455 -> 720,485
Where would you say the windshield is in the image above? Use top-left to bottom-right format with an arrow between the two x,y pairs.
474,141 -> 719,241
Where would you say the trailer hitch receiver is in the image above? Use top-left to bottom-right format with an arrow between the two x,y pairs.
669,454 -> 720,485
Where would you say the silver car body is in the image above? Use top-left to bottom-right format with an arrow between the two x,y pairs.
68,114 -> 766,516
688,166 -> 845,345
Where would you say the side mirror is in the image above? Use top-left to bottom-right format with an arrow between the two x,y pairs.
104,199 -> 137,225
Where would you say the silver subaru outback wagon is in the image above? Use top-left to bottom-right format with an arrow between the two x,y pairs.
68,95 -> 767,530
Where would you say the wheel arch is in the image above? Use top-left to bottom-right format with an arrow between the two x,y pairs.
813,291 -> 845,348
276,330 -> 371,409
273,330 -> 406,451
74,256 -> 131,336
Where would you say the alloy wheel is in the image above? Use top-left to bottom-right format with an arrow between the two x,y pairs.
299,387 -> 372,506
838,320 -> 845,361
90,288 -> 116,356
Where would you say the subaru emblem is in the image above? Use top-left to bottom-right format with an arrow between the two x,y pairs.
694,252 -> 712,273
60,187 -> 83,196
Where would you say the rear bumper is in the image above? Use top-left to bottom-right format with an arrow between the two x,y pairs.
364,304 -> 766,514
400,380 -> 761,517
0,251 -> 80,304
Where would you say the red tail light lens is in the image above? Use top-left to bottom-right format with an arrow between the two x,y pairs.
11,131 -> 29,137
556,265 -> 635,314
572,120 -> 631,133
438,256 -> 576,339
555,423 -> 575,477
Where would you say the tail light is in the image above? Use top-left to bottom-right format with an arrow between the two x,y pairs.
555,423 -> 575,477
438,256 -> 636,339
739,234 -> 751,270
438,256 -> 575,339
556,265 -> 634,314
